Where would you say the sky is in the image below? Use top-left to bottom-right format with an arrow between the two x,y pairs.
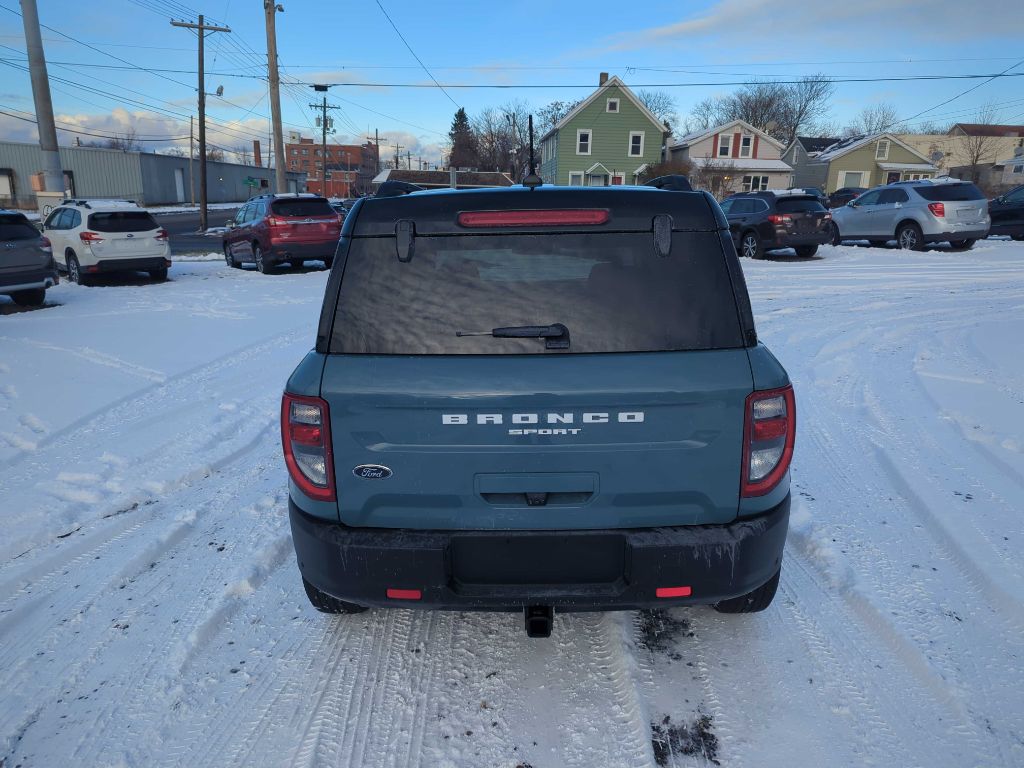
1,0 -> 1023,167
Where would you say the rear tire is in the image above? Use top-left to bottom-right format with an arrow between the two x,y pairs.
896,222 -> 925,251
149,268 -> 168,281
830,222 -> 842,246
950,239 -> 975,250
795,244 -> 818,258
67,252 -> 89,285
302,577 -> 368,615
740,231 -> 762,259
224,244 -> 238,268
254,244 -> 272,274
713,568 -> 780,614
10,288 -> 45,307
1012,234 -> 1024,241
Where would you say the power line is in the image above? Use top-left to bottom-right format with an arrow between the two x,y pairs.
0,106 -> 189,141
889,57 -> 1024,128
373,0 -> 460,109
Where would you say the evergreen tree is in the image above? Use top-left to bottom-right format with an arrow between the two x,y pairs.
448,107 -> 479,169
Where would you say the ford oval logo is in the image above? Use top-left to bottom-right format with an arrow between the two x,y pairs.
353,464 -> 392,480
126,233 -> 134,238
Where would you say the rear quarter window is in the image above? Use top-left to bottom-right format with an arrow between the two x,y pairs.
271,199 -> 333,217
0,215 -> 40,240
776,198 -> 825,213
914,184 -> 984,202
88,211 -> 158,232
331,231 -> 745,355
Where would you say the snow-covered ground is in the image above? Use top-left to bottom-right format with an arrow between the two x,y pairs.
1,241 -> 1022,767
21,202 -> 246,221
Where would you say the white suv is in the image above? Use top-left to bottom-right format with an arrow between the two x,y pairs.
42,200 -> 172,284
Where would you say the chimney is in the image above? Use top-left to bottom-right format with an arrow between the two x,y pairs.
253,139 -> 263,168
599,72 -> 609,86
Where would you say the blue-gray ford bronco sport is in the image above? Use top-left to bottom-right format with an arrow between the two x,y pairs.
281,181 -> 794,637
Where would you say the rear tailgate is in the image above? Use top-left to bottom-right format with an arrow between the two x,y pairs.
270,198 -> 341,244
86,211 -> 166,258
0,215 -> 49,270
776,196 -> 830,233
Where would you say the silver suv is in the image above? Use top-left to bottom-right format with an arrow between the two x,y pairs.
830,178 -> 990,250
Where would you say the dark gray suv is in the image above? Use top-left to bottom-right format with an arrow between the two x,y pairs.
1,210 -> 57,307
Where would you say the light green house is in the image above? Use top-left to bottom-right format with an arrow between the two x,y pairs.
538,75 -> 668,186
804,133 -> 938,192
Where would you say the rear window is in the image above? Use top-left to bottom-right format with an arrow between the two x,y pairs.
271,198 -> 333,217
914,183 -> 984,202
331,232 -> 744,355
776,197 -> 825,213
88,211 -> 158,232
0,214 -> 39,241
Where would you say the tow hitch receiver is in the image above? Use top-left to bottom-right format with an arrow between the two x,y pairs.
525,605 -> 554,638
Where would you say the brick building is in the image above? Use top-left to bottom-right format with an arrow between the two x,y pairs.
285,137 -> 379,198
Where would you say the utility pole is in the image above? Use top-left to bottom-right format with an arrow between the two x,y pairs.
309,85 -> 338,197
263,2 -> 286,194
189,115 -> 195,205
171,15 -> 230,232
365,129 -> 380,176
392,143 -> 403,171
406,150 -> 412,172
20,0 -> 62,203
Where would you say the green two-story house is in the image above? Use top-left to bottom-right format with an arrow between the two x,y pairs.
538,74 -> 668,186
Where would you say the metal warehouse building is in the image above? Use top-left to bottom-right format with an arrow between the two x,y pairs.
0,140 -> 306,209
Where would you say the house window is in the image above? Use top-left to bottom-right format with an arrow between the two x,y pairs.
840,171 -> 865,187
628,131 -> 644,157
576,129 -> 592,155
740,135 -> 753,158
792,145 -> 801,163
742,175 -> 769,192
875,140 -> 890,160
291,149 -> 298,156
718,135 -> 731,157
606,98 -> 619,113
568,171 -> 584,185
301,149 -> 308,156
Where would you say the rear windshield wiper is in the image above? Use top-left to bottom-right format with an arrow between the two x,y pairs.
456,323 -> 570,350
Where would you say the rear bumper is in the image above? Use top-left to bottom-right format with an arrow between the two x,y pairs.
766,232 -> 831,248
989,223 -> 1024,238
89,257 -> 171,273
268,241 -> 337,261
0,267 -> 58,292
290,494 -> 790,612
923,226 -> 989,243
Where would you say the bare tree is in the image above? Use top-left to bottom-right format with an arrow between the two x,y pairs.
638,158 -> 693,183
636,89 -> 678,132
537,99 -> 581,132
845,103 -> 900,136
205,147 -> 225,162
233,144 -> 253,166
105,128 -> 142,152
691,157 -> 737,199
780,75 -> 835,146
163,146 -> 188,158
957,105 -> 1000,185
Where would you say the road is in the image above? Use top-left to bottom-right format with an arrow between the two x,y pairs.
155,207 -> 239,255
1,242 -> 1023,767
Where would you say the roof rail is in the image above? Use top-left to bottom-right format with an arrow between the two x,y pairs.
643,175 -> 693,192
375,180 -> 425,198
61,198 -> 139,209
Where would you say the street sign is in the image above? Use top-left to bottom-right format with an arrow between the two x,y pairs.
244,176 -> 259,187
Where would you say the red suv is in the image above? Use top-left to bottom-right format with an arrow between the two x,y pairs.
223,194 -> 342,273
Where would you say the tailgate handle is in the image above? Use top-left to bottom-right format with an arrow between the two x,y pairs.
395,219 -> 415,262
653,214 -> 673,257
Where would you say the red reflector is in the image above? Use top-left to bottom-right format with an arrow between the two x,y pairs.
752,417 -> 788,441
289,423 -> 322,446
656,586 -> 692,598
458,209 -> 609,228
386,588 -> 421,600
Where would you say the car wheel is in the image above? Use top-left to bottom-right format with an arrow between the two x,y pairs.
896,222 -> 925,251
830,222 -> 842,246
740,231 -> 762,259
795,245 -> 818,258
950,239 -> 975,251
713,568 -> 780,614
67,252 -> 88,285
254,244 -> 271,274
10,288 -> 46,307
1012,234 -> 1024,241
224,244 -> 237,268
149,268 -> 168,281
302,577 -> 368,615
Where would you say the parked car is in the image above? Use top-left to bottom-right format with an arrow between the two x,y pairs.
720,190 -> 832,258
282,185 -> 795,637
42,200 -> 171,284
789,186 -> 828,207
988,184 -> 1024,240
827,187 -> 866,208
223,193 -> 341,273
830,178 -> 990,250
0,209 -> 57,306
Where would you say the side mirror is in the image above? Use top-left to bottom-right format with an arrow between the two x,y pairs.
225,219 -> 236,229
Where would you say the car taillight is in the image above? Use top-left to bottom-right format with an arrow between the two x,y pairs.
458,209 -> 609,227
281,393 -> 335,501
155,228 -> 168,242
928,202 -> 945,217
79,231 -> 104,244
267,216 -> 284,227
742,385 -> 796,497
39,236 -> 52,254
822,212 -> 832,220
767,214 -> 792,224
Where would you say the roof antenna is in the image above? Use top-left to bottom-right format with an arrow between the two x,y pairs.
522,114 -> 542,190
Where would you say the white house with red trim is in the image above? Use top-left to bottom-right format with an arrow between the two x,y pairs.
668,119 -> 793,195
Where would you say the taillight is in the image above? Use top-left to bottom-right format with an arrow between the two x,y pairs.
39,236 -> 52,254
266,216 -> 284,227
767,214 -> 792,224
927,202 -> 945,218
742,385 -> 796,497
281,393 -> 335,501
458,209 -> 609,227
155,228 -> 168,242
822,212 -> 832,220
79,231 -> 104,244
